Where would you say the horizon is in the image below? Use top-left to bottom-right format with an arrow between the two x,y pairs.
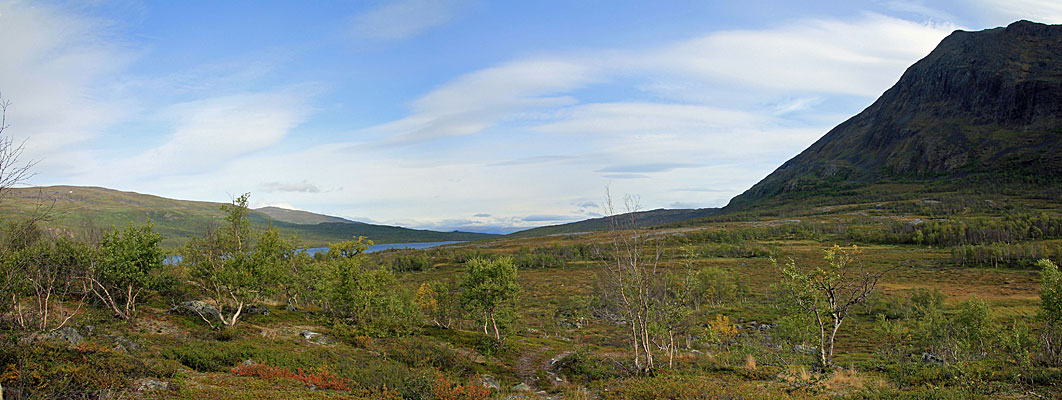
1,1 -> 1060,233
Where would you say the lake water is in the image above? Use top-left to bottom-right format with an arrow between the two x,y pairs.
304,240 -> 465,256
165,240 -> 463,264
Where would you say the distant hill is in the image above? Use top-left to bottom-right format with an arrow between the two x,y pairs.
0,186 -> 497,247
255,206 -> 355,225
726,20 -> 1062,212
506,208 -> 719,238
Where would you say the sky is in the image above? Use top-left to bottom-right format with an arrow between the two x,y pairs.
0,0 -> 1060,233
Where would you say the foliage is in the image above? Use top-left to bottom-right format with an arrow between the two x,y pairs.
459,257 -> 520,340
430,372 -> 491,400
183,193 -> 297,328
231,362 -> 353,391
706,314 -> 738,343
323,257 -> 420,337
0,340 -> 171,399
689,266 -> 746,308
391,252 -> 433,272
1039,258 -> 1062,364
89,222 -> 165,320
776,245 -> 881,370
6,232 -> 92,331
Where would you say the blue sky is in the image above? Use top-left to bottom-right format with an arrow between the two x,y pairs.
1,0 -> 1059,233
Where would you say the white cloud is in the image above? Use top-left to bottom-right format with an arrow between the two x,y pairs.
259,180 -> 321,193
882,1 -> 959,22
0,1 -> 135,175
642,14 -> 957,97
974,0 -> 1062,25
369,59 -> 596,143
82,91 -> 312,183
352,0 -> 467,40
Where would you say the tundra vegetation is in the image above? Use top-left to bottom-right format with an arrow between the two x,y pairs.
0,186 -> 1059,399
0,101 -> 1060,399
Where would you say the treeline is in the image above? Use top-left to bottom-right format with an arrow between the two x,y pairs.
951,242 -> 1062,268
860,213 -> 1062,247
672,213 -> 1062,253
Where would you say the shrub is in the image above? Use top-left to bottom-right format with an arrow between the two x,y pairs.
231,362 -> 352,391
431,372 -> 491,400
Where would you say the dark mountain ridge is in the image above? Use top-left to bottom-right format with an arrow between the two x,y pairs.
727,20 -> 1062,210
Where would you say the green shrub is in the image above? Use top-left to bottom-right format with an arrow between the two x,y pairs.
0,340 -> 160,399
555,349 -> 621,383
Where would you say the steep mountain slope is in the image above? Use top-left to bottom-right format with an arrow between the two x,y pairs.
0,186 -> 497,247
255,206 -> 355,225
727,20 -> 1062,210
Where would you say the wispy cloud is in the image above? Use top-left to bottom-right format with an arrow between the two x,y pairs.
0,1 -> 135,175
973,0 -> 1062,24
883,1 -> 959,21
602,173 -> 649,179
369,59 -> 595,144
352,0 -> 469,40
84,91 -> 314,183
597,163 -> 699,173
489,155 -> 575,166
259,180 -> 321,193
639,13 -> 957,98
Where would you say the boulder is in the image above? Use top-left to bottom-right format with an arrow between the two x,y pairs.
480,374 -> 500,390
170,301 -> 221,322
243,304 -> 270,316
44,327 -> 84,346
512,383 -> 531,392
921,352 -> 944,365
134,378 -> 169,392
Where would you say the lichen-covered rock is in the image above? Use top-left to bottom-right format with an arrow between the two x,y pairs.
169,300 -> 221,322
44,327 -> 84,346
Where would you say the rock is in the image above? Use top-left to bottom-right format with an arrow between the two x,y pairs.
111,336 -> 141,354
241,359 -> 256,366
512,383 -> 532,392
921,352 -> 944,365
480,374 -> 500,390
505,395 -> 529,400
793,344 -> 816,354
299,330 -> 332,345
244,304 -> 270,316
170,301 -> 221,322
134,378 -> 169,392
284,303 -> 300,312
45,327 -> 84,346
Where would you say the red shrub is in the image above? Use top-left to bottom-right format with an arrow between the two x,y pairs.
231,363 -> 352,391
432,372 -> 491,400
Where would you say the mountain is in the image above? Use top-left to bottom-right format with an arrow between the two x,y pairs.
0,186 -> 497,247
255,206 -> 355,225
506,208 -> 719,238
726,20 -> 1062,211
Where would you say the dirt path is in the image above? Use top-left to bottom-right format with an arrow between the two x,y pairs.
515,346 -> 574,391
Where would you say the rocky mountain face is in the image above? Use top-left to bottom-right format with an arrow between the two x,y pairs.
727,20 -> 1062,209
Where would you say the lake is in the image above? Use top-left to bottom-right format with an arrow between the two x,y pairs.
165,241 -> 464,264
303,240 -> 466,256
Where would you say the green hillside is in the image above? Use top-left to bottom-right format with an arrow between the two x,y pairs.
0,186 -> 497,247
255,206 -> 355,225
506,207 -> 719,238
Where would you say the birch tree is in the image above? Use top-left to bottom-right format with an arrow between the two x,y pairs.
776,245 -> 882,370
